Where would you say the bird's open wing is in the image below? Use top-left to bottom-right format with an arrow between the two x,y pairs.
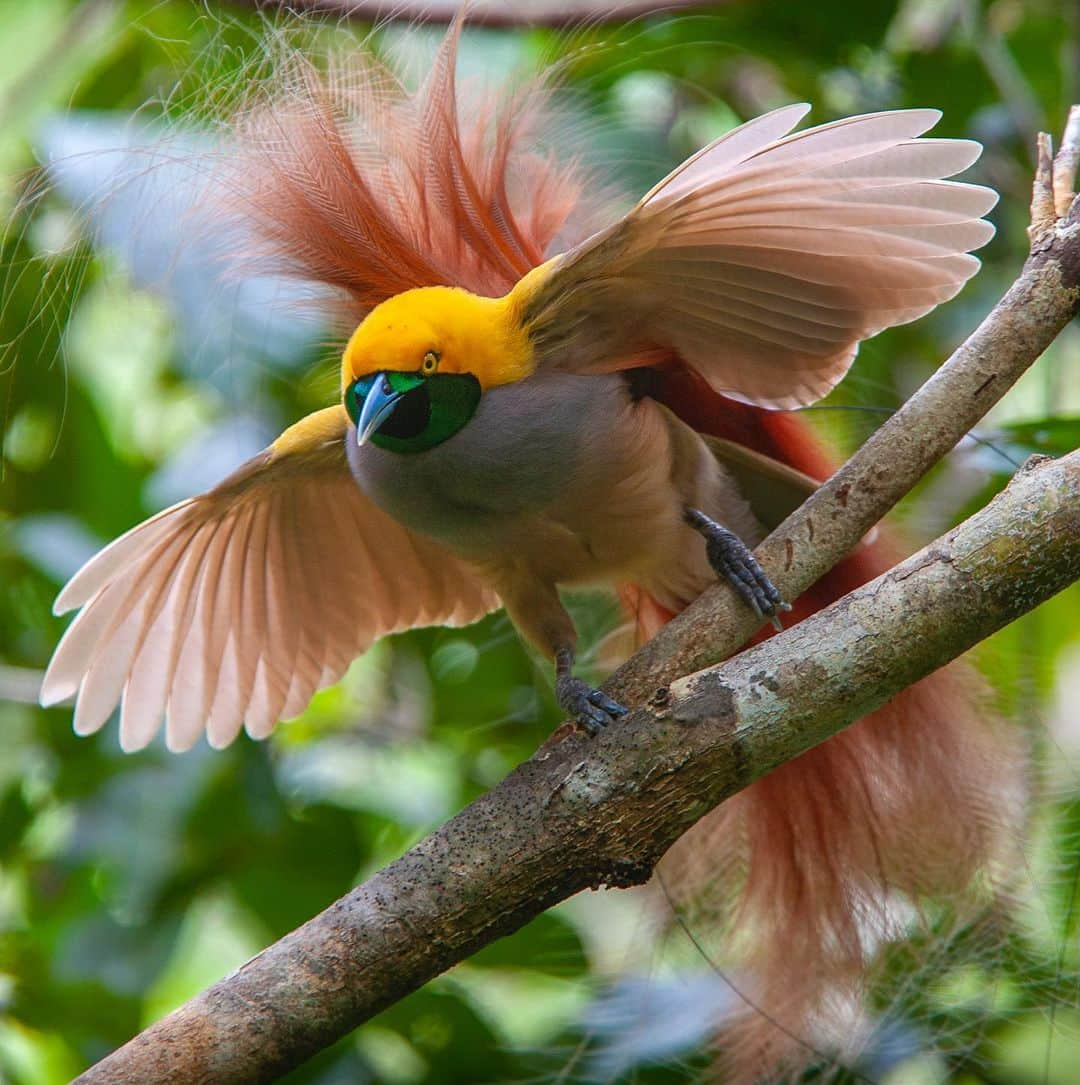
40,406 -> 497,752
514,105 -> 996,408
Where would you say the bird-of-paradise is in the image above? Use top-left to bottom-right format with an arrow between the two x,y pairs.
40,21 -> 1019,1080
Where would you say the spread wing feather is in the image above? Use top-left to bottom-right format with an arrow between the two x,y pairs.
518,107 -> 996,409
41,406 -> 497,751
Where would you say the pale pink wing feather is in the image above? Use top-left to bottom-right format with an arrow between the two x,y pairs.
523,107 -> 996,408
41,407 -> 497,752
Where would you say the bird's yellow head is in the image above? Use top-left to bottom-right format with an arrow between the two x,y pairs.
341,285 -> 534,454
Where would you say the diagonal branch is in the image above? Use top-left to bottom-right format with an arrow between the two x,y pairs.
612,104 -> 1080,704
76,450 -> 1080,1085
73,117 -> 1080,1084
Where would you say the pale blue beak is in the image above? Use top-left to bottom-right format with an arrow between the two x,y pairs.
355,374 -> 405,446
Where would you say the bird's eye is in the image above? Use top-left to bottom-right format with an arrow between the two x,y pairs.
421,351 -> 439,375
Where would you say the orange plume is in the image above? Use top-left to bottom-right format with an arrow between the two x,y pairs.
221,19 -> 597,327
213,23 -> 1024,1082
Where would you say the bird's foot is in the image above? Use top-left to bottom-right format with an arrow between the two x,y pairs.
685,508 -> 792,631
556,674 -> 628,735
554,645 -> 627,734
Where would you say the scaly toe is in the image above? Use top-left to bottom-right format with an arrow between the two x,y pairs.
700,521 -> 790,626
557,676 -> 629,734
586,688 -> 629,717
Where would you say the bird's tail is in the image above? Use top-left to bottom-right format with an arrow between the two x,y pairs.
203,25 -> 1023,1078
636,370 -> 1025,1082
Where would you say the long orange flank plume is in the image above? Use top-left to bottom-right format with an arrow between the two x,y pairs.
207,21 -> 1022,1083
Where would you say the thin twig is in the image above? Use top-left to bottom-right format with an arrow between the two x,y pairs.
1030,131 -> 1057,239
227,0 -> 716,28
1053,105 -> 1080,216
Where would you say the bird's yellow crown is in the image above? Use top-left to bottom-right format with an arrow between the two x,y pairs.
342,285 -> 535,392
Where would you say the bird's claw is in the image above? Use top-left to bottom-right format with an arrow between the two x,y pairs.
686,509 -> 791,629
556,675 -> 628,735
709,536 -> 791,628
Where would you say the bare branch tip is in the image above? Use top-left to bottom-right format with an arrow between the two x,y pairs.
1028,130 -> 1063,241
1060,104 -> 1080,153
1052,105 -> 1080,217
1030,132 -> 1057,241
1036,130 -> 1054,168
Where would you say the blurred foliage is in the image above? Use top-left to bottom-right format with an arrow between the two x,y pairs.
1,1 -> 1079,1082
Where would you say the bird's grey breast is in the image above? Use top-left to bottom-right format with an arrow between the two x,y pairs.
346,371 -> 627,551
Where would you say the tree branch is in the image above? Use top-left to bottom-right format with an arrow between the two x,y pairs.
612,105 -> 1080,705
229,0 -> 717,29
76,449 -> 1079,1085
74,116 -> 1080,1084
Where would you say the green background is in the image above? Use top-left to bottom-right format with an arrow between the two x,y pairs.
1,1 -> 1079,1082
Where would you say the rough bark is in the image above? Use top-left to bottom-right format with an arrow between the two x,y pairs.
610,118 -> 1080,704
75,449 -> 1079,1085
73,111 -> 1080,1085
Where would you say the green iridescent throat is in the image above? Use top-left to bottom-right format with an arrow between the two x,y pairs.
345,370 -> 482,454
